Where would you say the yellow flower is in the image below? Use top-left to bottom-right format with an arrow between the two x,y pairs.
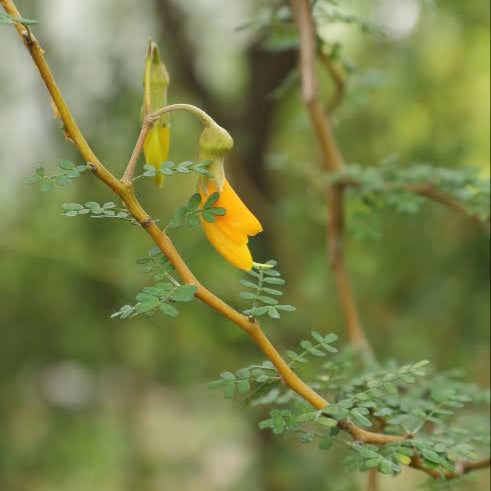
198,123 -> 263,271
142,40 -> 170,188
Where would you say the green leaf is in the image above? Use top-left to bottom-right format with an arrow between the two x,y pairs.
263,277 -> 286,285
40,179 -> 54,193
422,450 -> 444,465
309,347 -> 326,357
317,417 -> 338,428
236,368 -> 251,379
237,380 -> 251,394
202,210 -> 217,223
224,383 -> 236,399
159,303 -> 179,318
160,162 -> 175,176
262,287 -> 283,296
59,160 -> 75,170
240,280 -> 258,289
25,175 -> 42,185
300,340 -> 313,351
136,297 -> 160,313
267,307 -> 281,319
258,295 -> 279,305
56,176 -> 70,186
187,193 -> 202,211
184,214 -> 199,227
221,372 -> 236,381
384,382 -> 399,395
208,380 -> 227,390
276,305 -> 296,313
379,460 -> 394,475
286,351 -> 299,360
365,458 -> 381,469
169,285 -> 197,302
177,162 -> 193,173
204,192 -> 220,208
351,409 -> 373,427
209,207 -> 226,216
240,292 -> 258,301
272,418 -> 286,435
324,333 -> 339,343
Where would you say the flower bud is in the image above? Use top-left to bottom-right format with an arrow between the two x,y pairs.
142,40 -> 170,188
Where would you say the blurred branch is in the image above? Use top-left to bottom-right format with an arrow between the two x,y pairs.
405,183 -> 491,232
342,177 -> 491,232
288,0 -> 490,481
319,51 -> 347,114
290,0 -> 370,353
366,470 -> 379,491
411,455 -> 491,480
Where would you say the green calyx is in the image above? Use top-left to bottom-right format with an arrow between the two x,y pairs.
199,122 -> 234,189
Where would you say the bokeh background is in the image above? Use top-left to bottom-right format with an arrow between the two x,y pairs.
0,0 -> 489,490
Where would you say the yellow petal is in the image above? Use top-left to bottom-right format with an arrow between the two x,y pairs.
200,179 -> 263,243
201,216 -> 254,271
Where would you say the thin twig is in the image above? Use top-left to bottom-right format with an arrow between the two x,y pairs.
319,51 -> 347,114
405,183 -> 490,232
121,103 -> 215,183
341,177 -> 490,232
2,0 -> 490,472
410,455 -> 491,480
121,118 -> 153,184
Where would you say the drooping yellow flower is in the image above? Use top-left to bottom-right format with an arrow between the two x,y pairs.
198,123 -> 263,271
142,40 -> 170,188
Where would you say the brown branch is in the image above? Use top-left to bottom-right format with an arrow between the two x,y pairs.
121,103 -> 213,183
405,183 -> 490,232
122,118 -> 152,184
1,0 -> 400,447
342,177 -> 490,232
366,470 -> 379,491
319,51 -> 347,114
410,455 -> 491,480
290,0 -> 370,353
288,0 -> 491,482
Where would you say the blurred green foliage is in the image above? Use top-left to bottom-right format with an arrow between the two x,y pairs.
0,0 -> 489,490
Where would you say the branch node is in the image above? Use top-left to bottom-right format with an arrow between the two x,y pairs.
140,216 -> 154,228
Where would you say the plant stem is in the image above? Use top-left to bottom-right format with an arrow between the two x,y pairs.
290,0 -> 371,355
2,0 -> 490,472
122,103 -> 216,184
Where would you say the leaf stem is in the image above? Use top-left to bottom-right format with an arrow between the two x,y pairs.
121,103 -> 217,184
